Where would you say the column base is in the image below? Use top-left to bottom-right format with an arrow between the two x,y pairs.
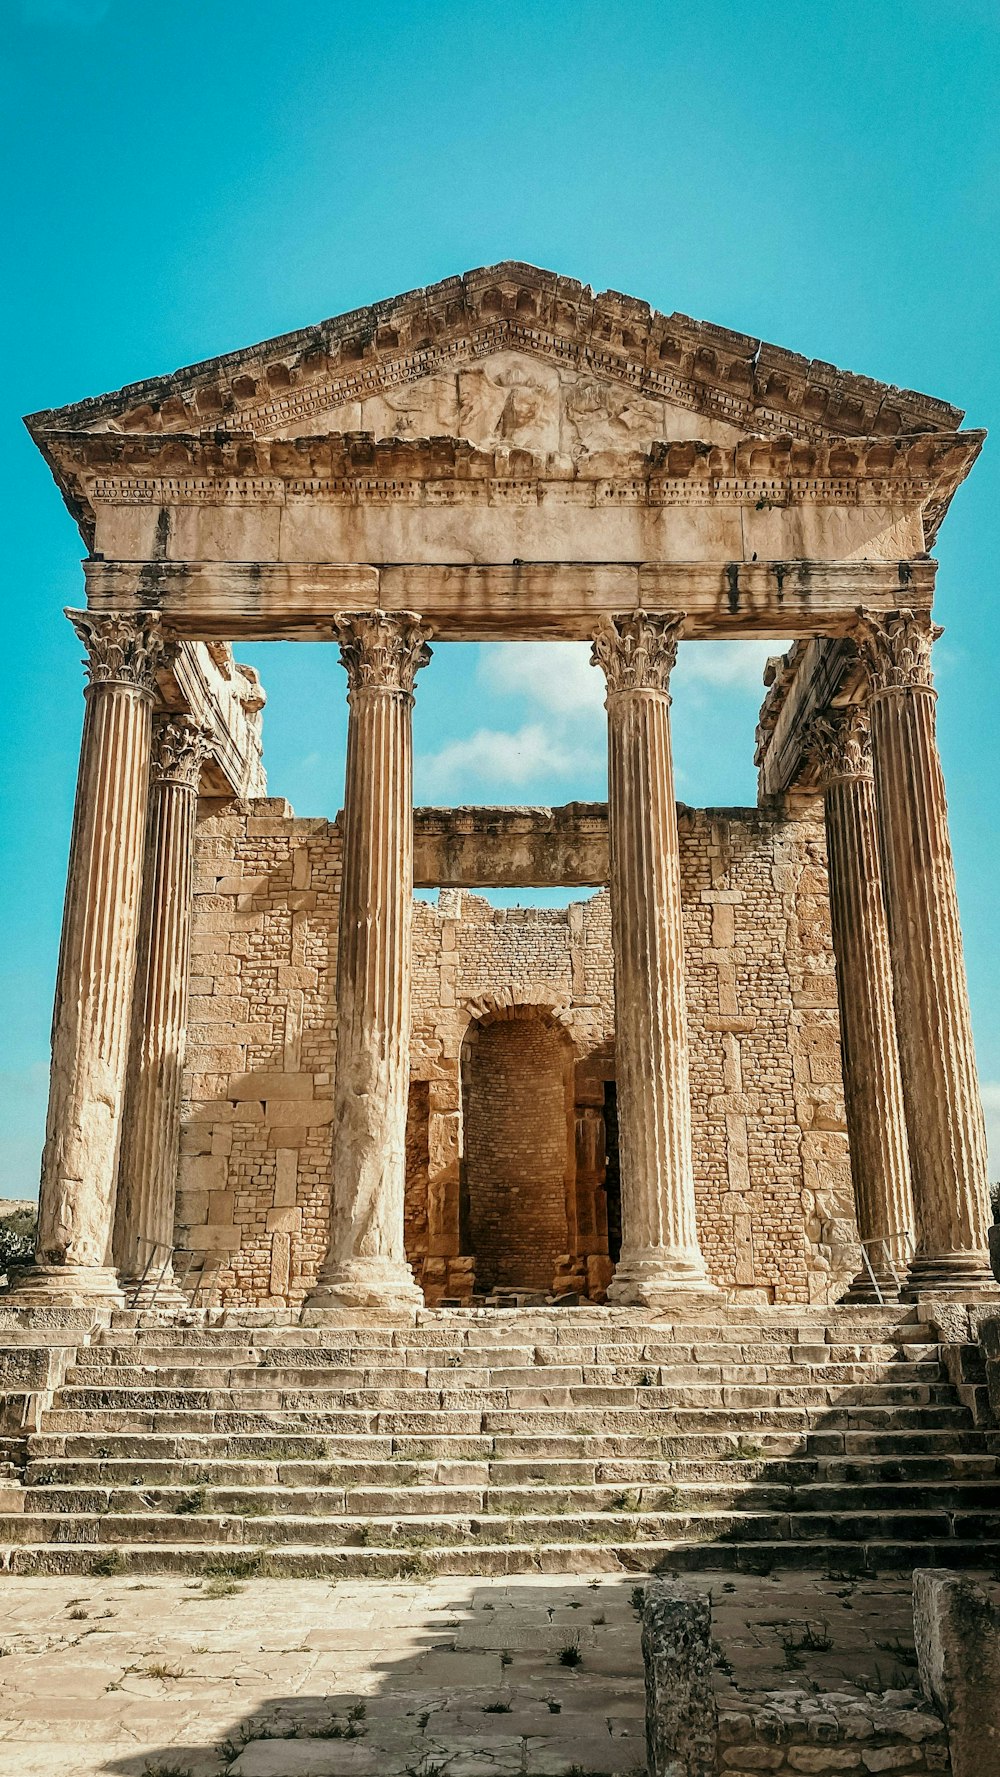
303,1255 -> 424,1315
606,1247 -> 717,1307
5,1263 -> 125,1307
903,1250 -> 999,1298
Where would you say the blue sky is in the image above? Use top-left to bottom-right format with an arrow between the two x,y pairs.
3,0 -> 999,1197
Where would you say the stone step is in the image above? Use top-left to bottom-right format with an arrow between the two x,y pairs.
4,1504 -> 998,1550
52,1380 -> 957,1415
21,1448 -> 999,1495
93,1319 -> 928,1354
19,1477 -> 999,1519
25,1424 -> 996,1463
5,1532 -> 993,1581
20,1448 -> 999,1490
43,1384 -> 969,1419
21,1454 -> 819,1486
80,1336 -> 944,1357
65,1357 -> 949,1388
80,1336 -> 941,1365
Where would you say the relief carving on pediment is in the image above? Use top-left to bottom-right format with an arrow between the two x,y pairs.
268,349 -> 746,454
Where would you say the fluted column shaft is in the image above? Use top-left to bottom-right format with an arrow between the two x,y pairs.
592,612 -> 712,1301
857,609 -> 992,1291
812,708 -> 914,1298
114,717 -> 210,1298
17,612 -> 165,1304
307,611 -> 432,1310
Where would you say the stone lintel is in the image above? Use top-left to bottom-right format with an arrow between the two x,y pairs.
83,557 -> 935,643
413,803 -> 609,888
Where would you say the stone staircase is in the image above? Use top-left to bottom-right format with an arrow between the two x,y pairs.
1,1303 -> 998,1578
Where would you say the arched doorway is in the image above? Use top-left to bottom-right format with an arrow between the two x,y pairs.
460,1006 -> 575,1294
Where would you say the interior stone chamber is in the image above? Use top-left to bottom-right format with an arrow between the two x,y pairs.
181,798 -> 851,1308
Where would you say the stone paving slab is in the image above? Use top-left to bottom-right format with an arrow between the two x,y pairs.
0,1568 -> 972,1776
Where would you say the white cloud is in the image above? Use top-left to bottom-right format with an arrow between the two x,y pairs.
479,637 -> 788,709
980,1082 -> 1000,1180
675,639 -> 790,693
478,642 -> 605,715
415,722 -> 599,800
417,635 -> 785,806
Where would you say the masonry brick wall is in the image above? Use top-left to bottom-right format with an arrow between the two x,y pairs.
177,797 -> 856,1306
463,1015 -> 572,1291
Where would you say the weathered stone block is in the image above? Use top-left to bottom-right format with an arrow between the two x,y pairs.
914,1567 -> 1000,1777
642,1578 -> 717,1777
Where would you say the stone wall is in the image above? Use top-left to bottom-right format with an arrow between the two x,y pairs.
176,797 -> 856,1306
462,1012 -> 573,1291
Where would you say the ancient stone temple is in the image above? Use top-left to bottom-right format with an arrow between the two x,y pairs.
17,260 -> 993,1313
3,264 -> 998,1581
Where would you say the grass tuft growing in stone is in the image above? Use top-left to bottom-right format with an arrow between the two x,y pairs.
90,1551 -> 124,1576
203,1551 -> 272,1580
201,1576 -> 245,1599
174,1488 -> 209,1516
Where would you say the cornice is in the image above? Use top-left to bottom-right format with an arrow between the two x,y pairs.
44,427 -> 982,551
25,262 -> 966,451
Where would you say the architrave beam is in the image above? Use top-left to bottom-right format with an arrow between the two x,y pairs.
83,557 -> 934,644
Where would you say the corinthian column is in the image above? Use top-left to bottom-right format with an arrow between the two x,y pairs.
306,611 -> 432,1310
114,715 -> 211,1303
591,612 -> 712,1301
810,707 -> 913,1299
857,608 -> 993,1291
15,611 -> 165,1304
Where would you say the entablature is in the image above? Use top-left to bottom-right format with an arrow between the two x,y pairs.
42,427 -> 980,564
83,556 -> 936,643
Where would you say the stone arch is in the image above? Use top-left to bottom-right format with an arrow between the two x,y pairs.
460,1000 -> 577,1295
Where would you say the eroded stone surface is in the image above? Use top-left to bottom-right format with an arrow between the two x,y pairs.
0,1570 -> 970,1777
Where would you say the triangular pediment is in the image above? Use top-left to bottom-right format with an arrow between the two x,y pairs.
26,262 -> 967,452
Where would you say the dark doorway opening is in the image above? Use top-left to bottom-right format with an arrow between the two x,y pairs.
603,1080 -> 621,1265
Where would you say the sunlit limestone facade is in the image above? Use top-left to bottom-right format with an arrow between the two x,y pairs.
12,262 -> 993,1311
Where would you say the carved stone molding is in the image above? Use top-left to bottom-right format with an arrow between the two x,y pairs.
855,607 -> 942,696
69,609 -> 167,696
808,707 -> 874,785
151,715 -> 212,790
30,263 -> 964,449
333,610 -> 432,697
591,611 -> 685,697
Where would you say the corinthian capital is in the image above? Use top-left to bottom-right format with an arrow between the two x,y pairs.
808,706 -> 873,786
855,607 -> 942,695
333,611 -> 432,697
591,611 -> 686,696
151,715 -> 212,790
69,610 -> 168,696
